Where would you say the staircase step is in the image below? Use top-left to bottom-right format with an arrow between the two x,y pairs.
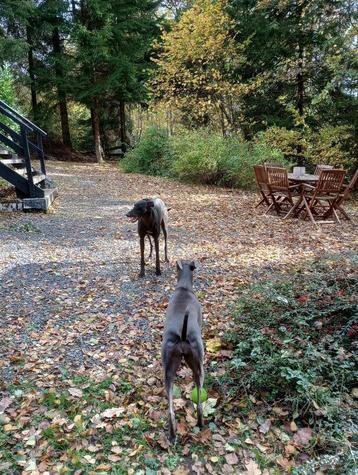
14,167 -> 27,176
0,148 -> 11,156
33,173 -> 46,185
0,157 -> 23,165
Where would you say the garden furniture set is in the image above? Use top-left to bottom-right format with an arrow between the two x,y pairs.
254,164 -> 358,225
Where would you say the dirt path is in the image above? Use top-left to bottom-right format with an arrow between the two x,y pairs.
0,161 -> 357,474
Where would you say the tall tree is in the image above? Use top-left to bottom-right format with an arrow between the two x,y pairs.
152,0 -> 247,133
226,0 -> 357,134
72,0 -> 160,161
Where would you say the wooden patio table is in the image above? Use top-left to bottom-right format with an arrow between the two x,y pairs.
285,173 -> 319,220
288,173 -> 319,183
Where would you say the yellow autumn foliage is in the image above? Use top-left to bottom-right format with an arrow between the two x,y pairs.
152,0 -> 252,130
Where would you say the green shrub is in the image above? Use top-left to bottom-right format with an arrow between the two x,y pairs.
223,252 -> 357,467
123,126 -> 286,188
172,129 -> 288,187
171,129 -> 224,184
307,125 -> 357,171
121,126 -> 172,176
254,126 -> 307,162
256,125 -> 358,173
218,140 -> 286,188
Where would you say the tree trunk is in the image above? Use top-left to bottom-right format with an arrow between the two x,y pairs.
26,27 -> 38,121
91,105 -> 104,163
296,45 -> 304,118
296,44 -> 305,165
119,99 -> 128,153
52,27 -> 72,149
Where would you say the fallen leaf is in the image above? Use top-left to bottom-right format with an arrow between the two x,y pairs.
293,427 -> 312,447
276,457 -> 291,469
129,444 -> 144,457
259,419 -> 271,434
206,338 -> 222,353
244,459 -> 261,475
83,455 -> 96,464
68,388 -> 83,398
174,468 -> 190,475
225,452 -> 239,465
290,421 -> 298,432
157,434 -> 170,449
100,407 -> 125,419
0,397 -> 12,413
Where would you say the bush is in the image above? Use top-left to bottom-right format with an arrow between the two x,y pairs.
172,130 -> 286,188
218,140 -> 286,188
255,126 -> 306,163
123,126 -> 287,188
307,125 -> 357,171
171,129 -> 225,184
121,126 -> 172,176
256,125 -> 358,173
223,252 -> 357,470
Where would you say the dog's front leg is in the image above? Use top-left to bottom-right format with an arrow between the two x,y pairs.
154,236 -> 161,276
139,235 -> 145,277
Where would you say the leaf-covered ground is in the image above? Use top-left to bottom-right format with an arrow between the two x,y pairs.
0,161 -> 357,474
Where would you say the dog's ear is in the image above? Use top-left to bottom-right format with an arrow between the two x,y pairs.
191,260 -> 201,271
146,200 -> 154,208
176,260 -> 183,271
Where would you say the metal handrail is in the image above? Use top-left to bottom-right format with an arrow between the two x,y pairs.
0,100 -> 47,136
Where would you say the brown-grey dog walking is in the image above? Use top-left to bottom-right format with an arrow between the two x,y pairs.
126,197 -> 169,277
161,260 -> 204,442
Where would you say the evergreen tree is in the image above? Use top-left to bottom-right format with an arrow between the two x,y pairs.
72,0 -> 160,161
227,0 -> 357,135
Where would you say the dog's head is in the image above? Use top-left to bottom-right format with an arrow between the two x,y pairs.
176,260 -> 201,279
126,198 -> 154,223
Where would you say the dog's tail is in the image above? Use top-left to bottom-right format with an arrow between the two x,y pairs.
181,311 -> 189,341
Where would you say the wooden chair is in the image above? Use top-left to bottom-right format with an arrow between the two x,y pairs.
314,164 -> 333,175
266,167 -> 300,216
253,165 -> 271,208
299,169 -> 346,224
331,169 -> 358,220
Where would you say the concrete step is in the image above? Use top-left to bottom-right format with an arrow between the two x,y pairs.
23,187 -> 58,211
33,173 -> 46,185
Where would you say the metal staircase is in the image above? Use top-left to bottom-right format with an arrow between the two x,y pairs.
0,100 -> 57,211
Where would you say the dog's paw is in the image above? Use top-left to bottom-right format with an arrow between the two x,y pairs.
155,269 -> 162,276
139,271 -> 145,278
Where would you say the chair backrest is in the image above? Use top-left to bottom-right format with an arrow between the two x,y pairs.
314,164 -> 333,175
264,162 -> 282,168
267,167 -> 289,190
253,165 -> 268,187
342,168 -> 358,198
315,169 -> 346,193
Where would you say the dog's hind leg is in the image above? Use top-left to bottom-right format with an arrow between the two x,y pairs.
195,361 -> 204,428
163,348 -> 181,443
184,348 -> 204,428
161,221 -> 169,263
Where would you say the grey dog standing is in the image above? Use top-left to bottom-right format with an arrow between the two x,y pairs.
161,260 -> 204,442
126,197 -> 169,277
